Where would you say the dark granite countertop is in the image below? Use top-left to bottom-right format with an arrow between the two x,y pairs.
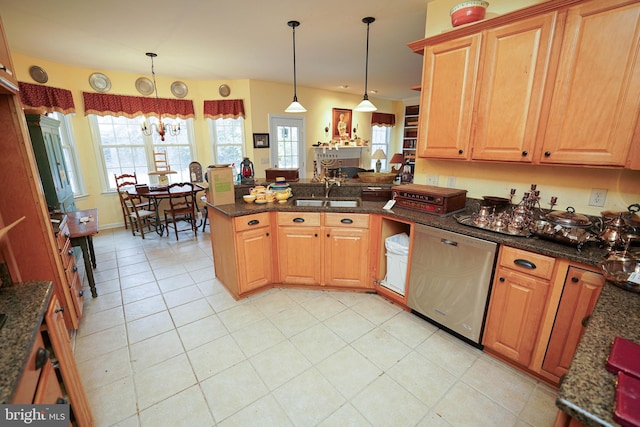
556,283 -> 640,427
0,280 -> 53,404
210,182 -> 609,267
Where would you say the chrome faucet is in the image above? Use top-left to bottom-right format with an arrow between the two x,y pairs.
324,179 -> 340,198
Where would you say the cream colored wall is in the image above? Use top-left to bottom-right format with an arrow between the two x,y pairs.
414,0 -> 640,216
12,53 -> 405,227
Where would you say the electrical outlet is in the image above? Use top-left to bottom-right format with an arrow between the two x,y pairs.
426,175 -> 439,186
447,176 -> 456,187
588,189 -> 607,207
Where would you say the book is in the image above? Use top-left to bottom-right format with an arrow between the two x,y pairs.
614,371 -> 640,427
607,337 -> 640,379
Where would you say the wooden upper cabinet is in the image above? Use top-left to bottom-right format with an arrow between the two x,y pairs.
472,13 -> 557,162
0,17 -> 18,94
539,0 -> 640,166
418,34 -> 481,159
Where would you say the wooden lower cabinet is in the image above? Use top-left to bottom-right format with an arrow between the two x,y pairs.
277,212 -> 322,285
541,265 -> 604,382
44,294 -> 93,426
277,212 -> 371,289
323,213 -> 370,288
235,217 -> 273,294
483,267 -> 551,366
483,246 -> 605,386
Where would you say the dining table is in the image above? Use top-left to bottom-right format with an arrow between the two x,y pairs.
128,183 -> 207,236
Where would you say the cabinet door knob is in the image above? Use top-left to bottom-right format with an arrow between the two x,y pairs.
581,315 -> 591,328
544,151 -> 551,157
68,249 -> 74,255
79,290 -> 84,297
265,232 -> 269,237
73,266 -> 78,272
35,347 -> 50,370
522,151 -> 528,156
571,277 -> 579,283
314,233 -> 318,237
458,149 -> 463,155
326,233 -> 330,237
499,277 -> 505,282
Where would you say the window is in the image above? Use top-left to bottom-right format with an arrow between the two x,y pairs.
48,112 -> 84,195
369,125 -> 391,171
210,117 -> 245,171
89,114 -> 195,191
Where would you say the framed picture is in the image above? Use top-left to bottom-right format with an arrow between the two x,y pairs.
332,108 -> 352,139
253,133 -> 270,148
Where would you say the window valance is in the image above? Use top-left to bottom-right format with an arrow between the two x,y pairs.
82,92 -> 195,119
203,99 -> 245,119
18,82 -> 76,114
371,112 -> 396,127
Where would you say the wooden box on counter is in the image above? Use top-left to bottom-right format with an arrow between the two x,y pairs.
265,168 -> 299,182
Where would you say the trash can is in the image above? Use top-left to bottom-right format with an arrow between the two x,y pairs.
382,232 -> 410,295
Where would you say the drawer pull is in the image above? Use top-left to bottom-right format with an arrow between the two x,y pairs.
247,219 -> 260,226
79,290 -> 84,297
68,249 -> 74,256
73,266 -> 78,272
35,347 -> 50,370
571,277 -> 579,283
340,218 -> 353,224
55,306 -> 64,313
441,239 -> 458,247
514,258 -> 536,269
293,217 -> 305,223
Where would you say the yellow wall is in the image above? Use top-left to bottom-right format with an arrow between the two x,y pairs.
12,52 -> 404,227
415,0 -> 640,216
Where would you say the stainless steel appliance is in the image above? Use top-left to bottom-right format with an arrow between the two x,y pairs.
408,224 -> 497,346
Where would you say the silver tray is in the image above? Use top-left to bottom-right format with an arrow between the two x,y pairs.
454,214 -> 532,237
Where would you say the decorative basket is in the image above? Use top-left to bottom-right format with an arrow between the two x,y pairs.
357,172 -> 397,184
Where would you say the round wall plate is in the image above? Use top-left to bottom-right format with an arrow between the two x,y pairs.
29,65 -> 48,83
135,77 -> 154,95
89,73 -> 111,93
219,84 -> 231,97
171,81 -> 188,98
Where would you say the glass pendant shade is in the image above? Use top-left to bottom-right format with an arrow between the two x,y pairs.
355,97 -> 377,112
285,98 -> 307,113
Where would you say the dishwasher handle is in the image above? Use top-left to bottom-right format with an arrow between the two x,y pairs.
440,238 -> 458,247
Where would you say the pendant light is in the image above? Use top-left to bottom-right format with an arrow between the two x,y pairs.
285,20 -> 306,113
354,17 -> 377,112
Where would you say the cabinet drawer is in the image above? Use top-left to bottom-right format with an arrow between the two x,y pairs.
234,212 -> 270,232
277,212 -> 321,227
60,239 -> 74,269
56,221 -> 70,252
12,332 -> 48,404
324,212 -> 369,228
499,246 -> 555,280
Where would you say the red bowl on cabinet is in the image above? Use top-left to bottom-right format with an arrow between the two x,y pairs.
450,1 -> 489,27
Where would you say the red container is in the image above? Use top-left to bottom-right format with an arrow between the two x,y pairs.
450,1 -> 489,27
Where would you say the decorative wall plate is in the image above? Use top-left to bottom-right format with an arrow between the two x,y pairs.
89,73 -> 111,93
171,81 -> 188,98
219,84 -> 231,97
29,65 -> 48,83
135,77 -> 154,95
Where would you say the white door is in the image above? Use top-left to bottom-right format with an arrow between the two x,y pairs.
269,115 -> 306,178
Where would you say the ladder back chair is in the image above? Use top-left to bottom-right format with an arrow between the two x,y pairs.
163,182 -> 198,240
114,172 -> 151,229
119,189 -> 156,239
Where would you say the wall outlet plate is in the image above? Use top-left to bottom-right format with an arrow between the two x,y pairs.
589,188 -> 607,207
426,175 -> 439,186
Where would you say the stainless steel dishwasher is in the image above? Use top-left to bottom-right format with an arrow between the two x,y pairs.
408,224 -> 498,346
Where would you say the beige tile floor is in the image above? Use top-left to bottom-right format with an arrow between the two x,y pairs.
74,227 -> 559,427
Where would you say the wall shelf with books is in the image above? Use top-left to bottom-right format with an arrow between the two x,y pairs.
402,105 -> 419,182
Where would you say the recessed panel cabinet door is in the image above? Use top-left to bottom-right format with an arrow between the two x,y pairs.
540,0 -> 640,166
472,13 -> 557,162
418,34 -> 481,159
236,227 -> 272,293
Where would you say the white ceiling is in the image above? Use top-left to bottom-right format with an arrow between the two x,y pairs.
0,0 -> 433,101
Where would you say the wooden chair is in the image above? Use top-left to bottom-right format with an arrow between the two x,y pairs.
114,172 -> 152,229
163,182 -> 197,240
119,190 -> 156,239
153,151 -> 170,172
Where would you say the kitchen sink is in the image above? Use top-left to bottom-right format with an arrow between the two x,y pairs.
292,198 -> 361,208
293,199 -> 325,207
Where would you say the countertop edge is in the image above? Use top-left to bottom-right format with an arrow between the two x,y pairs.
0,280 -> 53,404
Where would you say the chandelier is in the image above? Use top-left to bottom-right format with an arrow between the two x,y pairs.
141,52 -> 180,141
